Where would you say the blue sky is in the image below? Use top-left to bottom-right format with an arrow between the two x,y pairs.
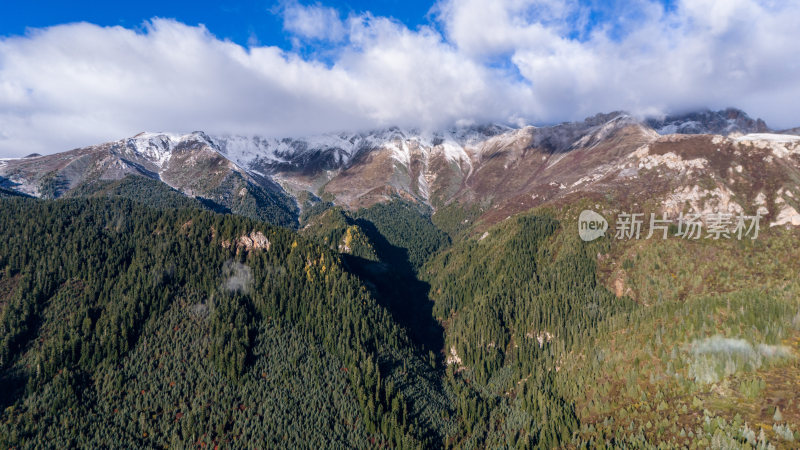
1,0 -> 799,156
0,1 -> 675,47
0,1 -> 437,49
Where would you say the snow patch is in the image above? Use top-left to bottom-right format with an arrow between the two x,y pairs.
123,131 -> 215,169
213,125 -> 504,173
416,168 -> 430,200
387,140 -> 411,167
438,141 -> 470,164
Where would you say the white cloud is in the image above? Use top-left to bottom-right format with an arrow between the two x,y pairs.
436,0 -> 800,124
0,0 -> 799,157
282,1 -> 346,42
433,0 -> 579,57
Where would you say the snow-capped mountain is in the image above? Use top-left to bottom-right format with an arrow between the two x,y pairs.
122,131 -> 218,169
213,124 -> 510,174
646,108 -> 769,136
0,131 -> 298,226
3,108 -> 799,229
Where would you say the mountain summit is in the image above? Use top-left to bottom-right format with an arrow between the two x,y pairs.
646,107 -> 770,135
2,108 -> 798,228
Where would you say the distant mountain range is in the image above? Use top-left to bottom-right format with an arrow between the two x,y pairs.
2,108 -> 799,228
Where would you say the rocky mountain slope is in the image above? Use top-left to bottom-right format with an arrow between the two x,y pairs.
2,108 -> 798,229
0,132 -> 297,226
645,107 -> 771,135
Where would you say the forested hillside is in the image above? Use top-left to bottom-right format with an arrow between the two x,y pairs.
421,204 -> 800,448
62,174 -> 299,228
2,193 -> 799,448
420,212 -> 634,447
0,197 -> 451,448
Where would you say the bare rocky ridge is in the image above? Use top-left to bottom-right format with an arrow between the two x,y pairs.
2,108 -> 798,229
0,131 -> 297,226
645,108 -> 770,135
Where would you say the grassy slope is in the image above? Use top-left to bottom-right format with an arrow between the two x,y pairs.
423,197 -> 800,448
563,224 -> 800,448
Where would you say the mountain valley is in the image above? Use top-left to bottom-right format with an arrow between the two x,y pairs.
2,108 -> 800,448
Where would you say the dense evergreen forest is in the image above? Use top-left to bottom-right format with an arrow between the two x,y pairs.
0,197 -> 451,448
63,174 -> 298,228
0,186 -> 30,199
1,189 -> 799,448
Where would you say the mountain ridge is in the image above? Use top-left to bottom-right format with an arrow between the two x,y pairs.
2,107 -> 798,230
4,109 -> 800,448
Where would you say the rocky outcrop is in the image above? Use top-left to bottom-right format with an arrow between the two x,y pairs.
221,231 -> 271,252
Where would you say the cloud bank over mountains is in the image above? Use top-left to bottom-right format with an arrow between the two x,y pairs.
1,0 -> 799,157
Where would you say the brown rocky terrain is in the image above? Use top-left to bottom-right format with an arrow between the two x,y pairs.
2,108 -> 798,230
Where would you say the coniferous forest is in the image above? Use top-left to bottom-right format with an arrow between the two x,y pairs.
2,0 -> 800,447
2,188 -> 800,448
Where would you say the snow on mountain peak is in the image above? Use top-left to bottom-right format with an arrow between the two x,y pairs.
113,112 -> 787,184
647,108 -> 770,136
124,131 -> 213,168
212,125 -> 509,171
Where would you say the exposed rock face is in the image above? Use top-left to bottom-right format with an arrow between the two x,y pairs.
222,231 -> 271,252
525,331 -> 555,348
614,278 -> 625,298
446,346 -> 462,366
239,231 -> 271,251
771,204 -> 800,227
235,110 -> 795,229
2,108 -> 799,231
0,132 -> 297,226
